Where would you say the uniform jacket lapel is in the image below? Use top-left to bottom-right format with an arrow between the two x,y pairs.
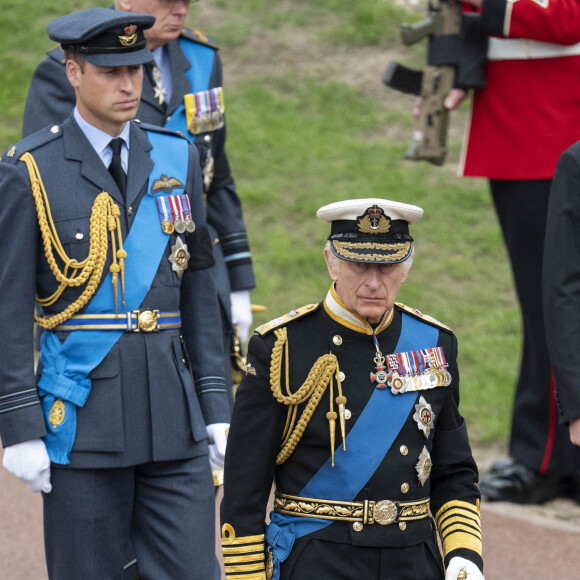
126,122 -> 154,209
167,38 -> 192,116
140,38 -> 192,118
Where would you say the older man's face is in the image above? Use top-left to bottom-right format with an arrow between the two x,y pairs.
325,248 -> 408,323
123,0 -> 191,50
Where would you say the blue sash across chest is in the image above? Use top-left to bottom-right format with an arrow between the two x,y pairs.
266,312 -> 439,576
164,38 -> 215,138
38,130 -> 189,464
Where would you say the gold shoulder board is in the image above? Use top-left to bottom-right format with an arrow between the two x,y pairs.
255,304 -> 318,336
181,27 -> 218,49
395,302 -> 453,333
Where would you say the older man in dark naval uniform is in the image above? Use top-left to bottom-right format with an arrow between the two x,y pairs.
23,0 -> 255,411
0,8 -> 229,579
221,199 -> 484,580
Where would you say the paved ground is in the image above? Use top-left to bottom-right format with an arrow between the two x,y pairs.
2,444 -> 580,579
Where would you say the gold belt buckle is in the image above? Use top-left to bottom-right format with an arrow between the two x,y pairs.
373,500 -> 398,526
134,309 -> 159,332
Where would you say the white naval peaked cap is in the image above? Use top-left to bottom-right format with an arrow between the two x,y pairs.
317,198 -> 423,264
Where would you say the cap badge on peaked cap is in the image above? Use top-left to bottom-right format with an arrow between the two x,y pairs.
357,205 -> 391,234
119,25 -> 138,47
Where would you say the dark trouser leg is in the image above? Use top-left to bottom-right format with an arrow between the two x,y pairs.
43,466 -> 135,580
131,455 -> 216,580
490,179 -> 580,475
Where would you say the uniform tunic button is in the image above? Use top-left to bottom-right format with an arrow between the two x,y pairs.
50,125 -> 59,134
333,335 -> 343,346
400,445 -> 408,456
204,135 -> 211,143
399,522 -> 407,531
353,522 -> 363,532
401,483 -> 409,494
338,371 -> 346,382
344,409 -> 352,420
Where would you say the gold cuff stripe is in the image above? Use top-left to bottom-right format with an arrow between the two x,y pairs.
224,562 -> 265,573
224,554 -> 264,564
221,533 -> 265,545
435,500 -> 479,524
222,543 -> 264,555
225,573 -> 266,580
438,514 -> 482,536
439,522 -> 482,542
440,529 -> 483,557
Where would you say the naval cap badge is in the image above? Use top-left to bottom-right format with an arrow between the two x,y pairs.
357,205 -> 391,234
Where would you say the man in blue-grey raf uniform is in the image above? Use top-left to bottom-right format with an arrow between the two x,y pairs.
23,0 -> 256,410
0,8 -> 230,579
221,199 -> 484,580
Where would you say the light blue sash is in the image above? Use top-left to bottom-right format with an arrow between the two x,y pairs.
266,313 -> 438,578
164,38 -> 215,139
38,130 -> 189,464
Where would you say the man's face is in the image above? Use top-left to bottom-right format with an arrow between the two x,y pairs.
325,248 -> 408,323
67,58 -> 143,136
123,0 -> 191,50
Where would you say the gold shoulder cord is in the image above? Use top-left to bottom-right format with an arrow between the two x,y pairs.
20,152 -> 126,329
270,327 -> 347,467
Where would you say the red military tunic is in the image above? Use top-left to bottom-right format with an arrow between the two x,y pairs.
460,0 -> 580,179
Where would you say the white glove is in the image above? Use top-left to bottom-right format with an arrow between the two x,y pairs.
230,290 -> 252,344
445,557 -> 484,580
2,438 -> 52,493
206,423 -> 229,471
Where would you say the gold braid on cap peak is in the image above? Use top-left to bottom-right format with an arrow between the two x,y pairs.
270,327 -> 346,466
21,152 -> 126,329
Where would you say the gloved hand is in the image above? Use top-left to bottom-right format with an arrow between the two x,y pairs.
445,557 -> 484,580
230,290 -> 252,344
206,423 -> 229,471
2,438 -> 52,493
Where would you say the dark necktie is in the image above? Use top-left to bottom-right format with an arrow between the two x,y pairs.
108,138 -> 127,198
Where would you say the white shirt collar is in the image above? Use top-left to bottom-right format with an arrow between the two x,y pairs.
73,107 -> 131,171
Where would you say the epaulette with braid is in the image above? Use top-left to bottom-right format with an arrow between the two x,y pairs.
46,45 -> 65,64
395,302 -> 453,334
1,126 -> 62,164
255,303 -> 319,336
181,26 -> 218,49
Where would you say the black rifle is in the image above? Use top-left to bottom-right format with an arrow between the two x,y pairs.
383,1 -> 487,165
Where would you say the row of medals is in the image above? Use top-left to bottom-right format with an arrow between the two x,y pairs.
389,367 -> 452,393
372,353 -> 452,394
162,217 -> 196,235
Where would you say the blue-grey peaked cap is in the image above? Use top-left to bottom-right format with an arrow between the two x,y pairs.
48,7 -> 155,67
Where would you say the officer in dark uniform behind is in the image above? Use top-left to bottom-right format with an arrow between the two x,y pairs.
544,141 -> 580,471
0,8 -> 229,579
23,0 -> 256,412
220,199 -> 484,580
